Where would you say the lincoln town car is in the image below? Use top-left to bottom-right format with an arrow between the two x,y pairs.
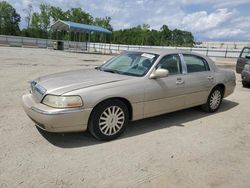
22,49 -> 236,140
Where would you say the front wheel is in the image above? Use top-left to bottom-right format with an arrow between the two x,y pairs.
201,86 -> 223,112
88,99 -> 129,141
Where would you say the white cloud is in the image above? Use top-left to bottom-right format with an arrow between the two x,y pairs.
211,0 -> 250,8
181,9 -> 236,32
180,8 -> 250,40
181,0 -> 250,8
204,28 -> 244,39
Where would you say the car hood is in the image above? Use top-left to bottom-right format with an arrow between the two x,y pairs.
35,68 -> 133,95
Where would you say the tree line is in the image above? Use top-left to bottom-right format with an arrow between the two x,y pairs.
0,1 -> 194,46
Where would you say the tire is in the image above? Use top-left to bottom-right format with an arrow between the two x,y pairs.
242,81 -> 249,87
201,86 -> 223,113
88,99 -> 129,141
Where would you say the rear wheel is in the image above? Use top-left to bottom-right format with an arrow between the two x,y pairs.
202,86 -> 223,112
88,99 -> 129,141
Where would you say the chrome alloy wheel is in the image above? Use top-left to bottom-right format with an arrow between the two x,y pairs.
209,90 -> 221,110
99,106 -> 125,136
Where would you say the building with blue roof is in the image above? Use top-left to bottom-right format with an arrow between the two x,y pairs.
50,20 -> 112,51
51,20 -> 112,35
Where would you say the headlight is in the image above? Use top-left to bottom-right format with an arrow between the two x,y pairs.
42,95 -> 83,108
244,64 -> 250,71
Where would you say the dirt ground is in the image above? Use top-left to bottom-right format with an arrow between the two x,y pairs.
0,47 -> 249,188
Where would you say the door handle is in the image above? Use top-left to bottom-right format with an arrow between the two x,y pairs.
176,77 -> 184,85
208,76 -> 214,81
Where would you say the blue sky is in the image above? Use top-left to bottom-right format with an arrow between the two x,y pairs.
5,0 -> 250,41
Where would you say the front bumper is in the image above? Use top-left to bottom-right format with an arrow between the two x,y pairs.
241,70 -> 250,82
22,94 -> 92,132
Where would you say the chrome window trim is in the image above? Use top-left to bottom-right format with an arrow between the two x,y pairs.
179,53 -> 187,74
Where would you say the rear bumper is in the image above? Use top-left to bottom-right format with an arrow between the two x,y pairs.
224,79 -> 236,98
22,94 -> 92,132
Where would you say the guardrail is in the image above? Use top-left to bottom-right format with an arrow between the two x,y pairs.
0,35 -> 242,58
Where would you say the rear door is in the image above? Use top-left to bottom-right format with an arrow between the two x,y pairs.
236,47 -> 250,73
181,54 -> 215,107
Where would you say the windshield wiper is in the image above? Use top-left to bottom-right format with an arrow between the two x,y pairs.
101,68 -> 123,75
103,69 -> 116,73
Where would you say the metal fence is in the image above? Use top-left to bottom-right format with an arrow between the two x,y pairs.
0,35 -> 87,51
89,43 -> 242,58
0,35 -> 242,58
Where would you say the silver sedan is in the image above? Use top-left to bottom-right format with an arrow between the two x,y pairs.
22,49 -> 236,140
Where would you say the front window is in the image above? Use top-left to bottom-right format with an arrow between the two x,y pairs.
156,54 -> 182,75
100,52 -> 159,76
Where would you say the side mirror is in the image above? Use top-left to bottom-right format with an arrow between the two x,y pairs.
150,68 -> 169,79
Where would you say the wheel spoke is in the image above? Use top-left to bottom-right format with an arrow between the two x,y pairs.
103,111 -> 109,117
112,106 -> 116,114
117,112 -> 123,117
107,107 -> 112,115
114,124 -> 121,129
99,121 -> 107,126
100,116 -> 107,121
109,126 -> 112,135
100,124 -> 108,131
114,107 -> 120,115
117,119 -> 124,124
117,116 -> 124,120
112,126 -> 116,133
104,127 -> 110,134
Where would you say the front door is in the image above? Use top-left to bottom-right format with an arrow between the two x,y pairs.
236,47 -> 250,73
144,54 -> 186,118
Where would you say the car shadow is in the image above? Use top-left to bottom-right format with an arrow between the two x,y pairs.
38,99 -> 238,148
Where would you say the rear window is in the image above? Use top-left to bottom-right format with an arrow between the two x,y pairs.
183,55 -> 210,73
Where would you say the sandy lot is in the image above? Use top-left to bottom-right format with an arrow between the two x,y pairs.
0,47 -> 249,188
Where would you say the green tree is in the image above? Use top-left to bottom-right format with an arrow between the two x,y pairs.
112,24 -> 194,47
25,4 -> 53,38
94,16 -> 113,31
0,1 -> 20,35
65,8 -> 93,24
39,4 -> 51,31
50,6 -> 66,22
172,29 -> 194,46
160,25 -> 172,45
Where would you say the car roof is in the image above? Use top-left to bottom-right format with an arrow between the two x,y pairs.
127,48 -> 204,57
126,48 -> 218,71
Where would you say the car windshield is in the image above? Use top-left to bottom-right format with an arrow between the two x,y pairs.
99,52 -> 159,77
